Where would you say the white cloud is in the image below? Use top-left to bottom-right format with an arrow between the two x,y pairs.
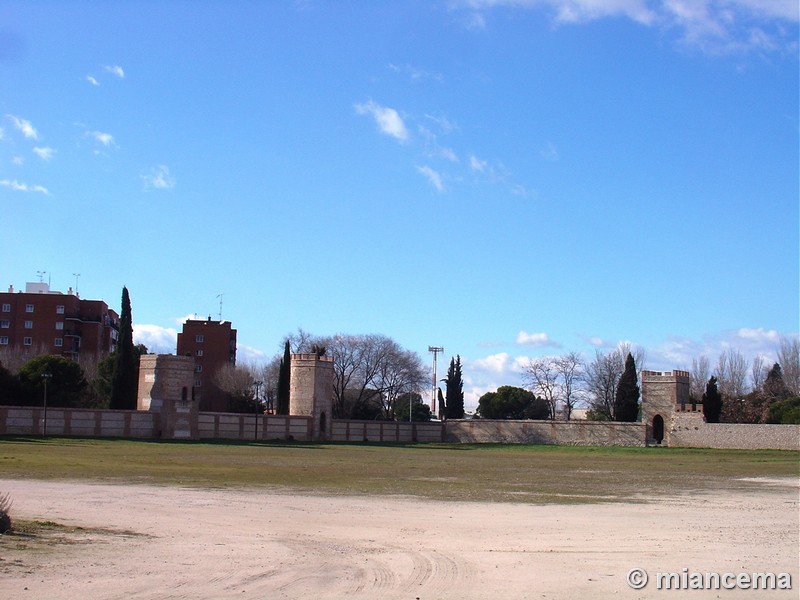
142,165 -> 176,190
11,156 -> 24,166
454,0 -> 799,53
471,352 -> 513,374
86,75 -> 100,86
104,64 -> 125,78
0,179 -> 49,194
87,130 -> 116,148
469,154 -> 488,172
33,146 -> 56,161
354,100 -> 409,142
736,327 -> 781,343
515,331 -> 556,347
133,324 -> 177,354
416,165 -> 445,192
6,114 -> 38,140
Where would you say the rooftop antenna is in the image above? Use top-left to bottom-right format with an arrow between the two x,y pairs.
36,270 -> 46,283
216,293 -> 224,321
73,273 -> 81,297
428,346 -> 444,418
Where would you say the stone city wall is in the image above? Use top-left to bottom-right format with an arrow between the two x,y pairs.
331,420 -> 444,443
0,406 -> 158,438
446,419 -> 646,446
670,412 -> 800,450
196,412 -> 313,441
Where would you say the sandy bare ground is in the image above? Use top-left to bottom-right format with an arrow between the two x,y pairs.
1,478 -> 798,599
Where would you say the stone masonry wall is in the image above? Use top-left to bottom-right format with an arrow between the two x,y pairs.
670,412 -> 800,450
446,419 -> 645,446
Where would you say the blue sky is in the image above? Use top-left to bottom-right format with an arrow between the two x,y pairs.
2,1 -> 798,408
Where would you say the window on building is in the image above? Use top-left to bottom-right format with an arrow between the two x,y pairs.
1,304 -> 10,312
0,336 -> 8,345
54,338 -> 63,347
195,379 -> 202,387
25,304 -> 34,313
195,364 -> 203,373
23,337 -> 32,346
196,349 -> 204,357
0,320 -> 9,329
195,335 -> 204,343
56,322 -> 64,330
56,305 -> 65,314
24,320 -> 33,329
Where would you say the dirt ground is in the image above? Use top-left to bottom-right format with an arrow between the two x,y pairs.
1,477 -> 797,599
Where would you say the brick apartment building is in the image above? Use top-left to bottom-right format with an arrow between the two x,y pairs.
0,282 -> 119,362
176,318 -> 237,412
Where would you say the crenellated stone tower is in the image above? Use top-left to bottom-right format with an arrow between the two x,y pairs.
640,370 -> 690,446
289,353 -> 334,441
137,354 -> 198,440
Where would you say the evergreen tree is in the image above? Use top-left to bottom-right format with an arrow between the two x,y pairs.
702,375 -> 722,423
276,340 -> 291,415
613,353 -> 640,422
444,355 -> 465,419
763,363 -> 790,401
109,286 -> 138,410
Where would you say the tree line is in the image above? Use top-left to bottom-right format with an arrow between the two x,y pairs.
474,338 -> 799,425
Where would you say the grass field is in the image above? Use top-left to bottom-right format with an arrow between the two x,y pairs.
1,437 -> 797,503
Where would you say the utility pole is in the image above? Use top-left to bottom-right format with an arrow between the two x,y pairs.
428,346 -> 444,419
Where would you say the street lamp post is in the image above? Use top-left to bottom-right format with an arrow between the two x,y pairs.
254,380 -> 263,442
41,372 -> 52,437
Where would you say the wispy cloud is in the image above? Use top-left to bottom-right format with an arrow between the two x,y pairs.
453,0 -> 799,54
388,63 -> 443,82
6,114 -> 38,140
354,100 -> 409,142
540,141 -> 559,161
469,154 -> 488,172
86,75 -> 100,86
33,146 -> 56,161
0,179 -> 49,194
416,165 -> 445,191
142,165 -> 176,190
87,130 -> 116,148
104,64 -> 125,78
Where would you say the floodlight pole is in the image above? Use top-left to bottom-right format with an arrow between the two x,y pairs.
254,380 -> 263,441
41,372 -> 52,437
428,346 -> 444,419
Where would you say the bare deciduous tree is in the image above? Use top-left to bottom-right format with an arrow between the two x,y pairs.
750,355 -> 767,391
690,355 -> 710,402
715,348 -> 748,400
523,357 -> 560,419
777,337 -> 800,396
583,343 -> 645,420
554,351 -> 583,420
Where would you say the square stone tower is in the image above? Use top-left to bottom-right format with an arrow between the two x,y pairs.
641,370 -> 690,446
290,353 -> 334,441
138,354 -> 198,440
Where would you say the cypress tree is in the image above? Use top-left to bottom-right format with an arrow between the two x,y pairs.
702,376 -> 722,423
109,286 -> 138,410
445,355 -> 465,419
276,340 -> 291,415
614,353 -> 640,422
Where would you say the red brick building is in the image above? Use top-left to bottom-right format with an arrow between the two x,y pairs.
176,318 -> 237,412
0,283 -> 119,362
